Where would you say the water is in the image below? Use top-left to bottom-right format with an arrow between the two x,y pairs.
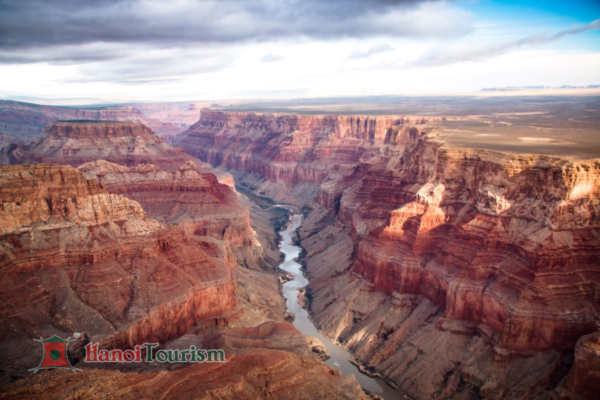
278,214 -> 403,400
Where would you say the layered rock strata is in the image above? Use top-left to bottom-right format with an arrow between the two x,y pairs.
175,109 -> 600,399
8,121 -> 196,170
0,164 -> 239,382
1,120 -> 233,186
301,144 -> 600,398
174,110 -> 429,205
78,160 -> 261,266
2,119 -> 267,268
563,331 -> 600,399
0,99 -> 192,145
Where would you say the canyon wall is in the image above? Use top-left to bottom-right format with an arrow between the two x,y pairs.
0,120 -> 368,398
78,160 -> 261,267
0,120 -> 264,266
0,164 -> 239,379
5,121 -> 206,172
0,163 -> 365,399
174,110 -> 430,205
175,109 -> 600,399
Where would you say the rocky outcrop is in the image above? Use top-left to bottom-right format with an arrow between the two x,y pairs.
78,160 -> 262,266
7,121 -> 192,169
1,120 -> 264,268
2,119 -> 234,183
305,146 -> 600,399
0,164 -> 239,382
176,109 -> 600,399
2,119 -> 264,263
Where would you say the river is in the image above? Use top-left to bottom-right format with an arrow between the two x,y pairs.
278,213 -> 403,400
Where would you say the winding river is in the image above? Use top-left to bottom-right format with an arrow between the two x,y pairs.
278,213 -> 402,400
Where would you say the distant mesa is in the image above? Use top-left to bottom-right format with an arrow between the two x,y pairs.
0,99 -> 201,145
482,84 -> 599,91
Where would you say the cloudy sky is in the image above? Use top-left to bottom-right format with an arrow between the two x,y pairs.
0,0 -> 599,103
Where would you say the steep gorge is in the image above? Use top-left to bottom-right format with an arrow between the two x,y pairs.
0,152 -> 366,398
174,109 -> 600,399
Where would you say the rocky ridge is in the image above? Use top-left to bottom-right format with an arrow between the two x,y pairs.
1,120 -> 261,266
4,121 -> 215,173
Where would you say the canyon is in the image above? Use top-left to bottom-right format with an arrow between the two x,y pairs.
172,109 -> 600,399
0,107 -> 598,399
0,120 -> 367,399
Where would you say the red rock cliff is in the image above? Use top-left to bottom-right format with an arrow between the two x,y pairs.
0,164 -> 238,380
351,144 -> 600,352
175,109 -> 600,399
2,120 -> 262,268
5,121 -> 233,184
78,160 -> 261,266
174,109 -> 428,185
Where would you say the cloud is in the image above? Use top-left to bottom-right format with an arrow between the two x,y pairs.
261,54 -> 285,63
406,19 -> 600,68
0,0 -> 471,57
0,0 -> 470,86
349,44 -> 395,59
61,47 -> 236,84
0,43 -> 133,65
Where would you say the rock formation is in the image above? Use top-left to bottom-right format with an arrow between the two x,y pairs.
7,121 -> 191,169
2,119 -> 233,181
78,160 -> 261,267
563,331 -> 600,399
2,119 -> 269,268
0,163 -> 367,399
173,110 -> 430,205
0,163 -> 239,382
174,109 -> 600,399
0,116 -> 370,399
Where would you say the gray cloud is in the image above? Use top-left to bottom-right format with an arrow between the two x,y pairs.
0,0 -> 472,84
406,19 -> 600,68
0,0 -> 470,61
0,43 -> 133,65
349,43 -> 395,59
261,54 -> 285,63
63,49 -> 236,85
